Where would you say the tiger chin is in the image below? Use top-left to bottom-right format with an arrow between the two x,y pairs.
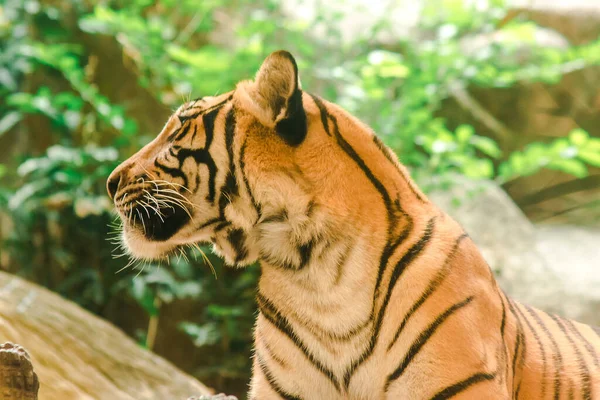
108,51 -> 600,399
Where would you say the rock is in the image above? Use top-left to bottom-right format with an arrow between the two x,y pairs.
0,342 -> 39,400
427,176 -> 599,325
535,225 -> 600,325
0,271 -> 212,400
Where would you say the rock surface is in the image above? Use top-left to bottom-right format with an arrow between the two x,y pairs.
535,225 -> 600,325
0,342 -> 39,400
0,271 -> 212,400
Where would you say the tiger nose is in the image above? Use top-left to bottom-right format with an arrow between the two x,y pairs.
106,170 -> 121,201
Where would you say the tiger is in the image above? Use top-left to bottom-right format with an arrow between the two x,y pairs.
107,50 -> 600,399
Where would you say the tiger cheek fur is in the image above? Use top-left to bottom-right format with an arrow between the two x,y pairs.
109,51 -> 600,399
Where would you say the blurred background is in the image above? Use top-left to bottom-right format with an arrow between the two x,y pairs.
0,0 -> 599,398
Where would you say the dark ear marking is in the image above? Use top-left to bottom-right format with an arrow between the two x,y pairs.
275,89 -> 307,146
238,50 -> 308,146
272,51 -> 307,146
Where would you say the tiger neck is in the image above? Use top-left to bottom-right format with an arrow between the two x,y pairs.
254,207 -> 382,342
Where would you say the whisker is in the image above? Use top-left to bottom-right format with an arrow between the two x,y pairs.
116,257 -> 137,274
190,242 -> 217,279
135,208 -> 146,233
153,195 -> 194,219
144,190 -> 167,212
179,247 -> 190,263
153,187 -> 195,203
134,260 -> 149,278
139,198 -> 165,222
136,200 -> 152,219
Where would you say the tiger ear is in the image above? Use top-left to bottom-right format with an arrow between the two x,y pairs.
237,50 -> 307,146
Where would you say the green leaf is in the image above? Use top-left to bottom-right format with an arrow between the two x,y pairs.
379,64 -> 410,78
17,157 -> 53,176
547,159 -> 588,178
455,125 -> 474,144
0,111 -> 22,137
578,149 -> 600,167
470,136 -> 502,158
130,279 -> 159,316
463,159 -> 494,179
178,322 -> 219,347
8,179 -> 52,210
569,128 -> 589,146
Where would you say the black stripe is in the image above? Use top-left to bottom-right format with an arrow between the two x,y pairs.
514,303 -> 547,399
286,305 -> 371,343
239,139 -> 261,218
568,383 -> 575,400
313,95 -> 331,136
179,95 -> 233,121
372,135 -> 396,166
326,108 -> 394,218
217,108 -> 239,218
297,239 -> 315,270
227,228 -> 248,263
332,240 -> 353,286
343,218 -> 432,387
507,299 -> 527,398
174,120 -> 192,142
256,353 -> 302,400
176,147 -> 217,196
256,294 -> 341,391
214,221 -> 230,232
563,319 -> 600,369
498,291 -> 509,386
372,135 -> 425,202
202,106 -> 220,148
524,305 -> 562,400
154,159 -> 189,188
258,335 -> 289,370
260,251 -> 300,271
224,108 -> 236,174
167,125 -> 183,142
195,217 -> 225,231
385,296 -> 474,389
374,223 -> 412,301
170,106 -> 222,200
428,372 -> 496,400
387,233 -> 467,351
376,218 -> 436,336
191,124 -> 198,143
200,105 -> 222,202
550,314 -> 592,400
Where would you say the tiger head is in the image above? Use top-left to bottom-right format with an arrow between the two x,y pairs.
108,50 -> 422,268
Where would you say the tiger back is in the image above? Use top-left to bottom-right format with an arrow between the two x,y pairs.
107,50 -> 600,399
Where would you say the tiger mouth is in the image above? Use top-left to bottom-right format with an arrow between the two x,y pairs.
128,202 -> 191,241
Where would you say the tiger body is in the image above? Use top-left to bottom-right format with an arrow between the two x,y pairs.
107,51 -> 600,399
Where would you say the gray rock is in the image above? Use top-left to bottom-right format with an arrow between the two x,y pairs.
535,225 -> 600,325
